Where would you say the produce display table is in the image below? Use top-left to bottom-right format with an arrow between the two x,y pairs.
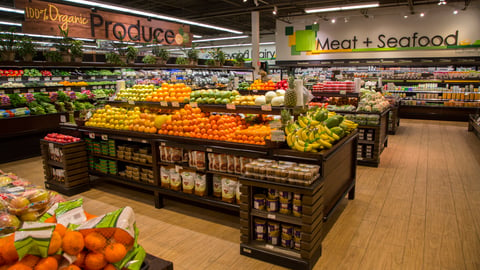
239,132 -> 357,270
356,109 -> 389,167
144,253 -> 174,270
468,114 -> 480,139
399,105 -> 478,121
388,105 -> 400,135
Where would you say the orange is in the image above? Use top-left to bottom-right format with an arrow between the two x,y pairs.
7,263 -> 32,270
104,243 -> 127,263
84,232 -> 107,252
112,229 -> 134,249
0,234 -> 18,264
43,216 -> 56,223
62,230 -> 85,255
34,257 -> 57,270
48,231 -> 62,255
59,265 -> 81,270
84,252 -> 107,270
73,251 -> 87,268
103,264 -> 116,270
54,223 -> 67,238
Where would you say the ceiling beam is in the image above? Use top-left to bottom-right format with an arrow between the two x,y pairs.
407,0 -> 415,14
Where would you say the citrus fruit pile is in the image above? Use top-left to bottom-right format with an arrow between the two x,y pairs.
145,83 -> 191,103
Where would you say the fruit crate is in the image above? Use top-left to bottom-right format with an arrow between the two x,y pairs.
40,139 -> 90,193
388,105 -> 400,135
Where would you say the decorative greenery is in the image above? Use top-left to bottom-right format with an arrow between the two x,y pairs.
18,37 -> 36,58
142,54 -> 156,64
209,48 -> 226,66
70,40 -> 83,59
0,27 -> 17,54
183,44 -> 199,62
235,52 -> 246,66
126,46 -> 138,62
153,46 -> 169,61
45,51 -> 62,62
205,59 -> 215,66
56,26 -> 72,53
175,57 -> 188,65
106,52 -> 124,65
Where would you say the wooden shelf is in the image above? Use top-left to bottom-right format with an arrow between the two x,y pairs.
156,187 -> 240,212
90,152 -> 154,168
250,209 -> 303,226
89,170 -> 157,190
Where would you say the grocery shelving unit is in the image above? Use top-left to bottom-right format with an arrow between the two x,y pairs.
239,131 -> 357,270
388,104 -> 400,135
40,139 -> 90,195
355,109 -> 389,167
468,114 -> 480,139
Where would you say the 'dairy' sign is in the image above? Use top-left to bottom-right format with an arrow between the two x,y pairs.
15,0 -> 191,45
276,4 -> 480,61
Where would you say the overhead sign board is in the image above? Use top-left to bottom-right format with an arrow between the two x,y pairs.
15,0 -> 192,45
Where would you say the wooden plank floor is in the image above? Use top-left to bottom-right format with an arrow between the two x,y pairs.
1,119 -> 480,270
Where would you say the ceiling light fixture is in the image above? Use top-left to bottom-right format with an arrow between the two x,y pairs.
169,41 -> 275,51
193,35 -> 203,38
243,0 -> 248,2
0,31 -> 95,42
453,10 -> 458,14
305,2 -> 379,14
61,0 -> 243,34
273,6 -> 277,15
0,6 -> 25,14
438,0 -> 447,5
420,12 -> 425,17
331,18 -> 336,23
193,35 -> 249,43
0,21 -> 22,26
404,15 -> 408,19
313,20 -> 318,24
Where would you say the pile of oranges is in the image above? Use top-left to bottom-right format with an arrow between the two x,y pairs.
128,112 -> 158,134
157,104 -> 271,145
145,83 -> 191,103
0,225 -> 133,270
58,81 -> 89,87
248,79 -> 276,91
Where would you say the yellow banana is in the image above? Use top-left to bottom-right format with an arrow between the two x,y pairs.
295,128 -> 304,138
301,129 -> 309,141
308,130 -> 316,142
331,132 -> 340,141
298,117 -> 308,128
310,120 -> 320,126
309,142 -> 321,149
317,139 -> 332,148
287,133 -> 294,147
296,138 -> 306,147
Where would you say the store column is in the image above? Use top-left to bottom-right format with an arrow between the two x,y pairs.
251,11 -> 260,78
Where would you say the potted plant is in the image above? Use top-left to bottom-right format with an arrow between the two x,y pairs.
142,54 -> 156,64
234,52 -> 246,67
175,57 -> 188,65
183,45 -> 199,65
70,40 -> 83,62
126,46 -> 138,64
105,52 -> 124,66
45,51 -> 62,62
0,28 -> 17,61
205,59 -> 215,66
153,46 -> 169,65
209,48 -> 225,66
56,26 -> 73,62
18,37 -> 36,62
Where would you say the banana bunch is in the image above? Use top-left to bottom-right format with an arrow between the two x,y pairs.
285,116 -> 340,153
339,119 -> 358,134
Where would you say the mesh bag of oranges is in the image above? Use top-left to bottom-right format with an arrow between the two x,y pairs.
0,199 -> 146,270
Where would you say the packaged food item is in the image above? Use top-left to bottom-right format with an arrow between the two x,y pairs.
212,175 -> 222,198
219,154 -> 228,172
254,218 -> 266,241
236,182 -> 241,204
268,188 -> 279,199
221,176 -> 237,203
169,168 -> 182,191
234,156 -> 242,174
279,191 -> 292,203
266,198 -> 278,212
227,155 -> 235,173
195,151 -> 206,170
172,147 -> 183,162
281,235 -> 293,248
292,204 -> 302,217
240,157 -> 251,174
253,194 -> 266,210
209,153 -> 220,171
181,170 -> 195,194
160,145 -> 167,161
267,221 -> 280,246
188,151 -> 196,168
279,202 -> 292,215
194,173 -> 206,196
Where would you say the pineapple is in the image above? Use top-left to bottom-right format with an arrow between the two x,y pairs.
284,75 -> 297,107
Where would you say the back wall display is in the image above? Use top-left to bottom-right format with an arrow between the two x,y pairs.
275,4 -> 480,61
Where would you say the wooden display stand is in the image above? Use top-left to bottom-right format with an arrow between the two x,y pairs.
356,109 -> 389,167
40,139 -> 90,196
468,114 -> 480,139
388,105 -> 400,135
239,132 -> 358,270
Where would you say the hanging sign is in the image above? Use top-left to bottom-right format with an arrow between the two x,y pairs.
15,0 -> 192,45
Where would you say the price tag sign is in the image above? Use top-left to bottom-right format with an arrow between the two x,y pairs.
66,87 -> 71,91
14,89 -> 20,93
190,102 -> 198,108
91,76 -> 96,80
212,75 -> 218,82
81,87 -> 86,90
89,133 -> 95,139
339,90 -> 346,95
141,140 -> 147,143
206,148 -> 213,153
261,104 -> 272,111
28,89 -> 34,93
161,142 -> 166,146
86,111 -> 92,119
269,120 -> 282,129
160,101 -> 168,107
15,77 -> 21,82
103,76 -> 108,79
28,77 -> 39,81
128,100 -> 135,105
252,89 -> 258,93
59,88 -> 64,91
108,96 -> 115,101
127,138 -> 132,141
171,101 -> 180,107
270,130 -> 285,142
7,78 -> 14,82
64,77 -> 70,81
101,134 -> 108,140
52,77 -> 61,81
117,76 -> 122,80
267,214 -> 276,219
170,75 -> 176,82
40,88 -> 46,92
44,77 -> 50,81
93,86 -> 98,89
60,115 -> 66,123
0,90 -> 4,94
265,244 -> 274,250
78,76 -> 83,80
226,103 -> 236,110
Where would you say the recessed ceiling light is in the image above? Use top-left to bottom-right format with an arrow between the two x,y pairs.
453,10 -> 458,14
192,35 -> 249,43
404,15 -> 408,19
193,35 -> 203,38
273,6 -> 277,15
61,0 -> 242,34
331,18 -> 336,23
305,2 -> 379,13
420,12 -> 425,17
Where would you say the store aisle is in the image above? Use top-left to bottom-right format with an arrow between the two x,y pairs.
1,119 -> 479,270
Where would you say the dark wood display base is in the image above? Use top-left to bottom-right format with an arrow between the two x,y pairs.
357,110 -> 389,167
44,180 -> 90,196
468,114 -> 480,139
399,105 -> 479,121
143,253 -> 174,270
388,105 -> 400,135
